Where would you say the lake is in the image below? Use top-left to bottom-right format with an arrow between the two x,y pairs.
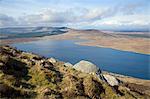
11,39 -> 150,79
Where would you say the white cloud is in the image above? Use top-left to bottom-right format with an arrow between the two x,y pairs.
0,5 -> 149,31
8,8 -> 109,26
88,14 -> 150,30
92,15 -> 150,26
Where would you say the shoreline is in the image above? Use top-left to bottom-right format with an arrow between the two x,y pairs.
75,41 -> 150,55
1,30 -> 150,54
1,44 -> 149,81
102,71 -> 150,85
77,42 -> 150,55
1,38 -> 149,55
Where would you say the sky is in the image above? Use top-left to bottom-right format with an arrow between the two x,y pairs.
0,0 -> 150,30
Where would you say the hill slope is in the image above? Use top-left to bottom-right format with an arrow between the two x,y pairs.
0,46 -> 149,98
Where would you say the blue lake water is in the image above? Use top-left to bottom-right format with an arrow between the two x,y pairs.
11,40 -> 150,79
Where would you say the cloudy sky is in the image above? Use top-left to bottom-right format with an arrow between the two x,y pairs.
0,0 -> 150,30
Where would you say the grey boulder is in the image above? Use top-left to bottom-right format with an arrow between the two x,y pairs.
73,60 -> 101,74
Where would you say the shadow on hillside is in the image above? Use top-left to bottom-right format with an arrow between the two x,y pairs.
0,56 -> 37,98
2,57 -> 28,78
1,57 -> 35,89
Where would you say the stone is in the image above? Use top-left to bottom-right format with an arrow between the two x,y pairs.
42,88 -> 52,95
103,74 -> 119,86
0,62 -> 4,66
64,62 -> 73,67
40,61 -> 53,69
48,57 -> 57,64
73,60 -> 101,73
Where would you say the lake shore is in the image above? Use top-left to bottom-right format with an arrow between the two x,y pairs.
102,71 -> 150,87
42,29 -> 150,54
1,29 -> 150,54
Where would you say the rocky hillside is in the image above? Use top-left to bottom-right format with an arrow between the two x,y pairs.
0,45 -> 149,99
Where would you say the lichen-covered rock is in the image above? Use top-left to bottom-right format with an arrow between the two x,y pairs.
47,57 -> 57,64
103,74 -> 119,86
73,60 -> 101,74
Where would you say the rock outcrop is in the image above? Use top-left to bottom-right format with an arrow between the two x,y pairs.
73,60 -> 101,74
73,60 -> 119,86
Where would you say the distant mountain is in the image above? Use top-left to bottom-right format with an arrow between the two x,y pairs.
1,26 -> 149,40
0,27 -> 68,39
